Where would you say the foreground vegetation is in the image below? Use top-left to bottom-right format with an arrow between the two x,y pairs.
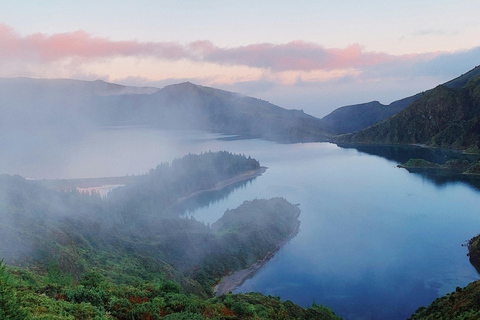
0,151 -> 340,319
1,261 -> 340,319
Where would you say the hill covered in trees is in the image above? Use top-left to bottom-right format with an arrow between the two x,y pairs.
337,74 -> 480,153
0,151 -> 340,319
323,65 -> 480,135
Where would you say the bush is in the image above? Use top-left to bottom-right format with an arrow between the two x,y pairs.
0,260 -> 31,319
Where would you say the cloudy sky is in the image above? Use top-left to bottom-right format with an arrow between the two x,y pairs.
1,0 -> 480,117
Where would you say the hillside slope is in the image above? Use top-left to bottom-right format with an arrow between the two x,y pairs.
322,98 -> 418,134
91,81 -> 328,142
337,75 -> 480,153
0,78 -> 328,143
323,66 -> 480,134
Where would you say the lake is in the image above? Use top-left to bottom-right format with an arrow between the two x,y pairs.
3,127 -> 480,320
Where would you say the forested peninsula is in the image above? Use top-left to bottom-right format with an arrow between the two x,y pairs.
0,151 -> 339,319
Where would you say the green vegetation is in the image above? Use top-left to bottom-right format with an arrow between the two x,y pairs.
324,65 -> 480,136
464,161 -> 480,175
0,260 -> 340,319
408,281 -> 480,320
399,159 -> 441,168
322,99 -> 417,134
338,73 -> 480,153
0,151 -> 340,319
408,231 -> 480,319
399,158 -> 480,175
0,260 -> 30,319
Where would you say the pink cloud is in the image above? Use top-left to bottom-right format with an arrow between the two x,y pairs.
201,41 -> 407,71
0,24 -> 434,72
0,24 -> 192,62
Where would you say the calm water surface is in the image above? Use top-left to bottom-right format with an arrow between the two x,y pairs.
4,128 -> 480,320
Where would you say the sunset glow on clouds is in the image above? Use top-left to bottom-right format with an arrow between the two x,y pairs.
0,24 -> 431,72
1,0 -> 480,116
0,23 -> 443,86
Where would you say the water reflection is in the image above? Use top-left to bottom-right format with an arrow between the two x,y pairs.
401,168 -> 480,191
169,177 -> 257,221
339,144 -> 480,164
340,144 -> 480,190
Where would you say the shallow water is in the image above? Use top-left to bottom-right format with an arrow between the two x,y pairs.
3,128 -> 480,320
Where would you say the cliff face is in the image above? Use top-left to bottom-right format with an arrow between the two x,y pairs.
337,76 -> 480,153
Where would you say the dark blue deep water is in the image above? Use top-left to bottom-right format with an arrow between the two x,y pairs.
6,128 -> 480,320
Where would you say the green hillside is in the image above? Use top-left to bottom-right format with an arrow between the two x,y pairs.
322,97 -> 419,134
337,75 -> 480,153
323,66 -> 480,135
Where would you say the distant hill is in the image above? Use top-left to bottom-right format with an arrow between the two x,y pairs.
337,75 -> 480,153
323,66 -> 480,134
90,81 -> 328,142
322,98 -> 418,134
442,65 -> 480,89
0,77 -> 328,143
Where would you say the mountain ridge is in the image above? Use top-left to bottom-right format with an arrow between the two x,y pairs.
336,74 -> 480,152
323,65 -> 480,134
0,77 -> 329,143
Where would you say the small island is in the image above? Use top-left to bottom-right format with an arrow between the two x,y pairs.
398,158 -> 480,175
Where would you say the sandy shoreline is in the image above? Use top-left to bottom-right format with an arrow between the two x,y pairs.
214,206 -> 301,296
164,166 -> 268,213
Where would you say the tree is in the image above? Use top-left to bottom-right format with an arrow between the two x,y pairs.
0,260 -> 30,319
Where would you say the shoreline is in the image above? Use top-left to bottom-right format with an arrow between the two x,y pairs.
213,206 -> 301,296
164,166 -> 268,214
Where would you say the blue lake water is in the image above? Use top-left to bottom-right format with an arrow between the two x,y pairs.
4,128 -> 480,320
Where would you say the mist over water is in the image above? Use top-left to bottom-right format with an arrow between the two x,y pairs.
2,128 -> 480,320
0,128 -> 231,179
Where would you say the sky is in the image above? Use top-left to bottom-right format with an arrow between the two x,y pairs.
1,0 -> 480,117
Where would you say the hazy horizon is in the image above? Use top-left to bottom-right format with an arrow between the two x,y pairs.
2,1 -> 480,117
